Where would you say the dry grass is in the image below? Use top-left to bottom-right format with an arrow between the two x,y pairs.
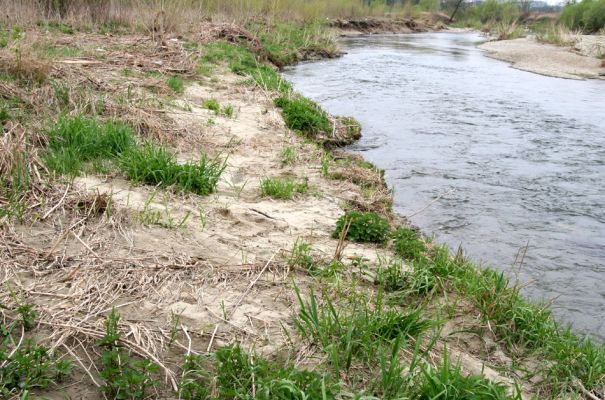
536,23 -> 582,47
1,0 -> 432,29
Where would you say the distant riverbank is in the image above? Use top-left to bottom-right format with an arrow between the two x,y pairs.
479,35 -> 605,80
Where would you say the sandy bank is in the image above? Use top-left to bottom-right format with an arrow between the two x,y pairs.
479,36 -> 605,80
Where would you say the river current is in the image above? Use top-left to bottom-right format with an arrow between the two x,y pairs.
284,32 -> 605,340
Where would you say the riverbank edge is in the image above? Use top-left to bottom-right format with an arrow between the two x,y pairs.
278,26 -> 605,397
478,35 -> 605,80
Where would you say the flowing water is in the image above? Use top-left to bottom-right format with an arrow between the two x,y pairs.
283,32 -> 605,340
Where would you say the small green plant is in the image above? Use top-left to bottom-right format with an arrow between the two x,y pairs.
120,142 -> 226,196
274,95 -> 331,138
288,240 -> 315,270
167,75 -> 185,94
333,211 -> 390,244
260,176 -> 308,200
222,104 -> 234,118
280,146 -> 297,165
0,302 -> 72,397
392,227 -> 426,260
214,345 -> 335,399
97,309 -> 159,399
178,354 -> 211,400
202,99 -> 220,114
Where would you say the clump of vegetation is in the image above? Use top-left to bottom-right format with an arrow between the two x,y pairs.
97,309 -> 159,399
120,143 -> 226,196
166,75 -> 185,94
202,98 -> 220,114
295,288 -> 430,369
536,23 -> 579,46
260,176 -> 308,199
44,115 -> 135,176
333,211 -> 390,243
274,95 -> 331,137
417,351 -> 514,399
0,302 -> 72,397
280,145 -> 297,165
200,42 -> 292,92
392,227 -> 426,260
250,21 -> 338,66
560,0 -> 605,33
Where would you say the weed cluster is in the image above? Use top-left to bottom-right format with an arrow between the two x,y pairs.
98,309 -> 159,398
260,176 -> 308,199
178,345 -> 335,399
44,115 -> 225,195
333,211 -> 390,243
166,75 -> 185,94
0,301 -> 71,397
392,227 -> 426,260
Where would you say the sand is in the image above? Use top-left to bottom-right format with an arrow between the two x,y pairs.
479,35 -> 605,80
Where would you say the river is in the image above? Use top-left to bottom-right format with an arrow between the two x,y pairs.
283,32 -> 605,340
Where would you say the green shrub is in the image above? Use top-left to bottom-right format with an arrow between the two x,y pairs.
260,176 -> 308,199
167,75 -> 185,94
274,95 -> 331,137
119,142 -> 226,196
561,0 -> 605,33
472,0 -> 520,23
392,227 -> 426,260
332,211 -> 390,243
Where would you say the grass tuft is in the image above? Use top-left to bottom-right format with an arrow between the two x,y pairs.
392,227 -> 426,260
274,95 -> 331,137
120,143 -> 226,196
44,115 -> 135,176
260,176 -> 308,199
166,75 -> 185,94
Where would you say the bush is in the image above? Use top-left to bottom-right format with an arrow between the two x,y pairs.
274,95 -> 331,137
473,0 -> 520,23
561,0 -> 605,33
333,211 -> 390,243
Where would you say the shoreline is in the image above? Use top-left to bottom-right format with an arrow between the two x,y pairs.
479,35 -> 605,80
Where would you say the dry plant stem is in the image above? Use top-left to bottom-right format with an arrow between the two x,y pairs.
41,184 -> 70,220
406,187 -> 456,219
61,344 -> 102,388
207,249 -> 281,352
334,218 -> 352,261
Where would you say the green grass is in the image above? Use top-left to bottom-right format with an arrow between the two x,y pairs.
295,287 -> 430,371
274,95 -> 331,138
332,211 -> 390,243
417,350 -> 518,399
200,42 -> 292,92
120,143 -> 226,196
44,115 -> 226,196
249,21 -> 338,66
260,176 -> 308,199
166,75 -> 185,94
202,98 -> 220,114
392,227 -> 426,260
43,115 -> 135,176
32,41 -> 82,58
280,145 -> 297,165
